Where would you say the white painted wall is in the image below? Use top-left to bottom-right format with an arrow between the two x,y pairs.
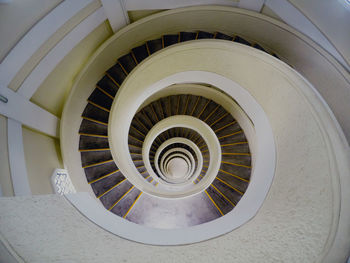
288,0 -> 350,68
0,0 -> 62,62
265,0 -> 350,71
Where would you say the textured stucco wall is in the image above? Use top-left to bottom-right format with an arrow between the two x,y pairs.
0,184 -> 336,263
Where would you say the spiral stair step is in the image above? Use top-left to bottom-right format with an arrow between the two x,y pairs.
79,135 -> 109,150
179,32 -> 197,42
87,88 -> 113,110
131,44 -> 149,63
97,75 -> 119,97
163,34 -> 180,47
214,32 -> 234,40
81,151 -> 113,168
212,178 -> 241,204
79,119 -> 108,136
106,63 -> 127,86
82,104 -> 109,125
84,162 -> 119,183
146,39 -> 162,54
253,43 -> 266,52
217,170 -> 249,190
197,31 -> 215,39
101,179 -> 131,209
109,186 -> 142,217
233,35 -> 251,46
118,53 -> 137,73
205,186 -> 234,215
92,171 -> 125,197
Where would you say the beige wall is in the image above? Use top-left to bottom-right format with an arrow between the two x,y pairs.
30,21 -> 113,117
22,127 -> 63,195
0,115 -> 14,196
289,0 -> 350,67
128,10 -> 165,23
8,0 -> 102,92
0,0 -> 62,62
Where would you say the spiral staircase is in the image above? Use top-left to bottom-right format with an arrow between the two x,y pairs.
77,31 -> 267,226
1,3 -> 350,263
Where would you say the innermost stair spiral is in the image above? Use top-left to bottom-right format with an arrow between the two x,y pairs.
166,157 -> 189,181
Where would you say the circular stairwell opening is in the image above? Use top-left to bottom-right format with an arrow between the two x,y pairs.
166,157 -> 189,181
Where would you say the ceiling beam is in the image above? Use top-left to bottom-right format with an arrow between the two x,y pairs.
0,86 -> 59,138
16,8 -> 107,100
0,0 -> 95,88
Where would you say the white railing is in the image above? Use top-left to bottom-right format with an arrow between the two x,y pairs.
51,169 -> 76,195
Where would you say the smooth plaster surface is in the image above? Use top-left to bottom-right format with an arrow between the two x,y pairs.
289,0 -> 350,67
22,127 -> 63,195
30,21 -> 113,117
0,0 -> 62,62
